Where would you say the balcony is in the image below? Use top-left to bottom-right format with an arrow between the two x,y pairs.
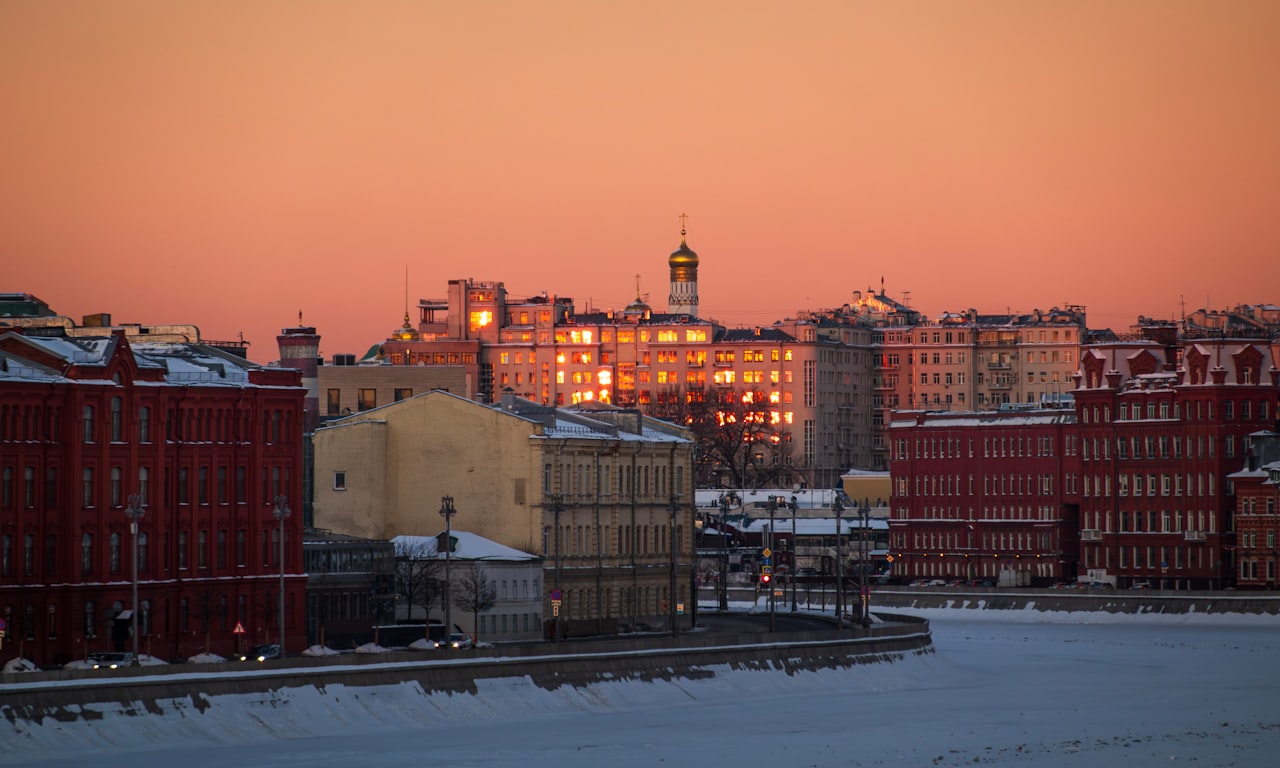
1080,529 -> 1103,541
1184,530 -> 1207,542
987,361 -> 1012,370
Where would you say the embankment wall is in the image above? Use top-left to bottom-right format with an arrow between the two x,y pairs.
1,614 -> 931,728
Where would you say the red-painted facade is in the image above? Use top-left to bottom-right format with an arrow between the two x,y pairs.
887,408 -> 1082,584
0,330 -> 305,667
1227,432 -> 1280,589
1073,338 -> 1278,589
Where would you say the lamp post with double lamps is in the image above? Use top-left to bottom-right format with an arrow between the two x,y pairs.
766,496 -> 778,633
832,496 -> 844,630
789,495 -> 799,612
859,498 -> 871,628
439,496 -> 457,641
124,494 -> 144,666
272,496 -> 291,654
669,494 -> 680,638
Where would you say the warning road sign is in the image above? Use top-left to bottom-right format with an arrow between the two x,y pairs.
233,621 -> 246,635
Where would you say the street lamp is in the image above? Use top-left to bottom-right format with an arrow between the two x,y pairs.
272,496 -> 291,654
789,495 -> 799,613
832,495 -> 844,630
545,494 -> 564,641
124,494 -> 144,666
669,494 -> 680,638
439,496 -> 457,640
859,498 -> 871,629
766,496 -> 778,633
717,494 -> 731,611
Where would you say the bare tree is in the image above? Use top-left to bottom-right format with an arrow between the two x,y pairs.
452,566 -> 497,643
647,386 -> 795,488
394,539 -> 444,632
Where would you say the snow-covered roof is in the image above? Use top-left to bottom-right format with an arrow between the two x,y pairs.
391,532 -> 540,562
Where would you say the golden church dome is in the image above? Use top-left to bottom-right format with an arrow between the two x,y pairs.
669,236 -> 698,268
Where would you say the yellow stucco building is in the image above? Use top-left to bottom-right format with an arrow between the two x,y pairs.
312,390 -> 697,636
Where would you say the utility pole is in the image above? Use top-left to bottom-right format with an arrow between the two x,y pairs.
670,494 -> 680,638
860,498 -> 871,629
272,496 -> 291,655
767,496 -> 778,633
439,496 -> 457,639
549,494 -> 563,641
833,496 -> 844,630
789,495 -> 799,612
718,494 -> 731,611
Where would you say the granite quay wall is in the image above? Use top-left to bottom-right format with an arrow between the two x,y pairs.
0,614 -> 932,727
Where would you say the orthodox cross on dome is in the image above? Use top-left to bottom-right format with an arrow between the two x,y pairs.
678,212 -> 688,237
634,273 -> 643,301
298,310 -> 303,326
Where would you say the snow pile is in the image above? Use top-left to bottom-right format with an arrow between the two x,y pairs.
353,642 -> 391,654
2,657 -> 40,673
187,653 -> 226,664
301,644 -> 340,657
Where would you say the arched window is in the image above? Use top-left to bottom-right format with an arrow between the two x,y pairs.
84,600 -> 97,638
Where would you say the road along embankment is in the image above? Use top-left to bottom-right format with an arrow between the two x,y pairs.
0,613 -> 931,742
867,587 -> 1280,615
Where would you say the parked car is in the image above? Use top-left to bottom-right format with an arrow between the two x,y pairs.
89,651 -> 135,669
446,633 -> 474,649
239,644 -> 281,662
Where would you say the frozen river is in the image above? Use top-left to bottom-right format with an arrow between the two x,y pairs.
5,609 -> 1279,768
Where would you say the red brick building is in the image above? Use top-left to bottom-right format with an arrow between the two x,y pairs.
887,408 -> 1082,585
0,329 -> 305,667
1074,337 -> 1277,590
1229,431 -> 1280,589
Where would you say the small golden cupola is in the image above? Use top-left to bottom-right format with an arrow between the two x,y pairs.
667,213 -> 699,316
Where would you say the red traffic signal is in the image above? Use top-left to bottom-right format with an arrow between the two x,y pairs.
760,572 -> 772,584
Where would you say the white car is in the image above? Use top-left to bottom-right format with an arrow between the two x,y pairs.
447,633 -> 474,649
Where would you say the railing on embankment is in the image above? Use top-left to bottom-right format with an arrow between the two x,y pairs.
0,614 -> 932,725
867,586 -> 1280,615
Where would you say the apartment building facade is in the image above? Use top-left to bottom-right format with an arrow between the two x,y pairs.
1229,431 -> 1280,589
367,274 -> 873,488
1073,336 -> 1278,589
310,390 -> 698,636
0,329 -> 306,667
887,408 -> 1082,585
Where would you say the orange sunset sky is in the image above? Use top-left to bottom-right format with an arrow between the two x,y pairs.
3,1 -> 1278,363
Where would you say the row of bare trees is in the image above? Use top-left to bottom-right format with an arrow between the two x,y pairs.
393,539 -> 497,641
644,386 -> 797,488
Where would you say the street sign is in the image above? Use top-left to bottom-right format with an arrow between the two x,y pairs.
233,621 -> 246,635
762,548 -> 772,559
676,603 -> 684,615
0,618 -> 6,633
550,589 -> 562,601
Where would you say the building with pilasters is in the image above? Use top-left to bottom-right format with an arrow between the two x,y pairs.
0,328 -> 305,667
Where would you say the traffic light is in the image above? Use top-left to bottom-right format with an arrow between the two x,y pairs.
760,565 -> 772,585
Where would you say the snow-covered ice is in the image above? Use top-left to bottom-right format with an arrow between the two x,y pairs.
2,608 -> 1278,767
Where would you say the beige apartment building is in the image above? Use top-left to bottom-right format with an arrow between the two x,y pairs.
854,290 -> 1087,470
375,280 -> 875,486
311,390 -> 698,636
